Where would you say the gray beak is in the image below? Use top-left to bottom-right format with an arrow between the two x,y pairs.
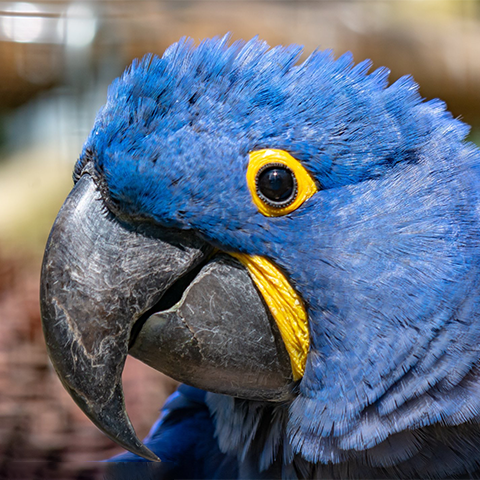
41,172 -> 293,461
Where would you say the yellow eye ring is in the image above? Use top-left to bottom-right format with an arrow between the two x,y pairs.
247,149 -> 318,217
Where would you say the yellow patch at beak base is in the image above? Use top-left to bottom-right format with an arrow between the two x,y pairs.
229,253 -> 309,381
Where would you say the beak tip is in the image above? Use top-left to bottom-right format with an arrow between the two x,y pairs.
66,382 -> 161,462
110,433 -> 161,462
132,446 -> 161,463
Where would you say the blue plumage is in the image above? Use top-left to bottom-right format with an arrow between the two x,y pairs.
108,386 -> 238,479
84,35 -> 480,477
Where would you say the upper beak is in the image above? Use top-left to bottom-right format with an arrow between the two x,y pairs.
41,172 -> 293,460
40,173 -> 210,461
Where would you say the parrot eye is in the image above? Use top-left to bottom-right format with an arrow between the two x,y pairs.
256,163 -> 297,208
247,149 -> 318,217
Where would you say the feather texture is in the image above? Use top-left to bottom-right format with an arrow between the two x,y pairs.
83,35 -> 480,477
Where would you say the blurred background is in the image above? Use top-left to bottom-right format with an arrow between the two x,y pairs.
0,0 -> 479,478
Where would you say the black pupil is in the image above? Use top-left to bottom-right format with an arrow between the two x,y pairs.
257,166 -> 294,203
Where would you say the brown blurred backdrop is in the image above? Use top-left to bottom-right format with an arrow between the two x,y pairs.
0,1 -> 479,479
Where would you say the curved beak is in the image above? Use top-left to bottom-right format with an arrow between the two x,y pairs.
41,172 -> 293,461
40,173 -> 210,461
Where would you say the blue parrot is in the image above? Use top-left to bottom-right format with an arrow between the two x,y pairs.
40,35 -> 480,479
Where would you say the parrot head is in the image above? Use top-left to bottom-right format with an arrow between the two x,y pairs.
41,35 -> 480,468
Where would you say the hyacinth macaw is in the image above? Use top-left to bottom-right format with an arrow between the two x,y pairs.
40,35 -> 480,479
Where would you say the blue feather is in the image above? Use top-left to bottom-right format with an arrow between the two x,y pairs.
84,35 -> 480,477
107,385 -> 237,478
